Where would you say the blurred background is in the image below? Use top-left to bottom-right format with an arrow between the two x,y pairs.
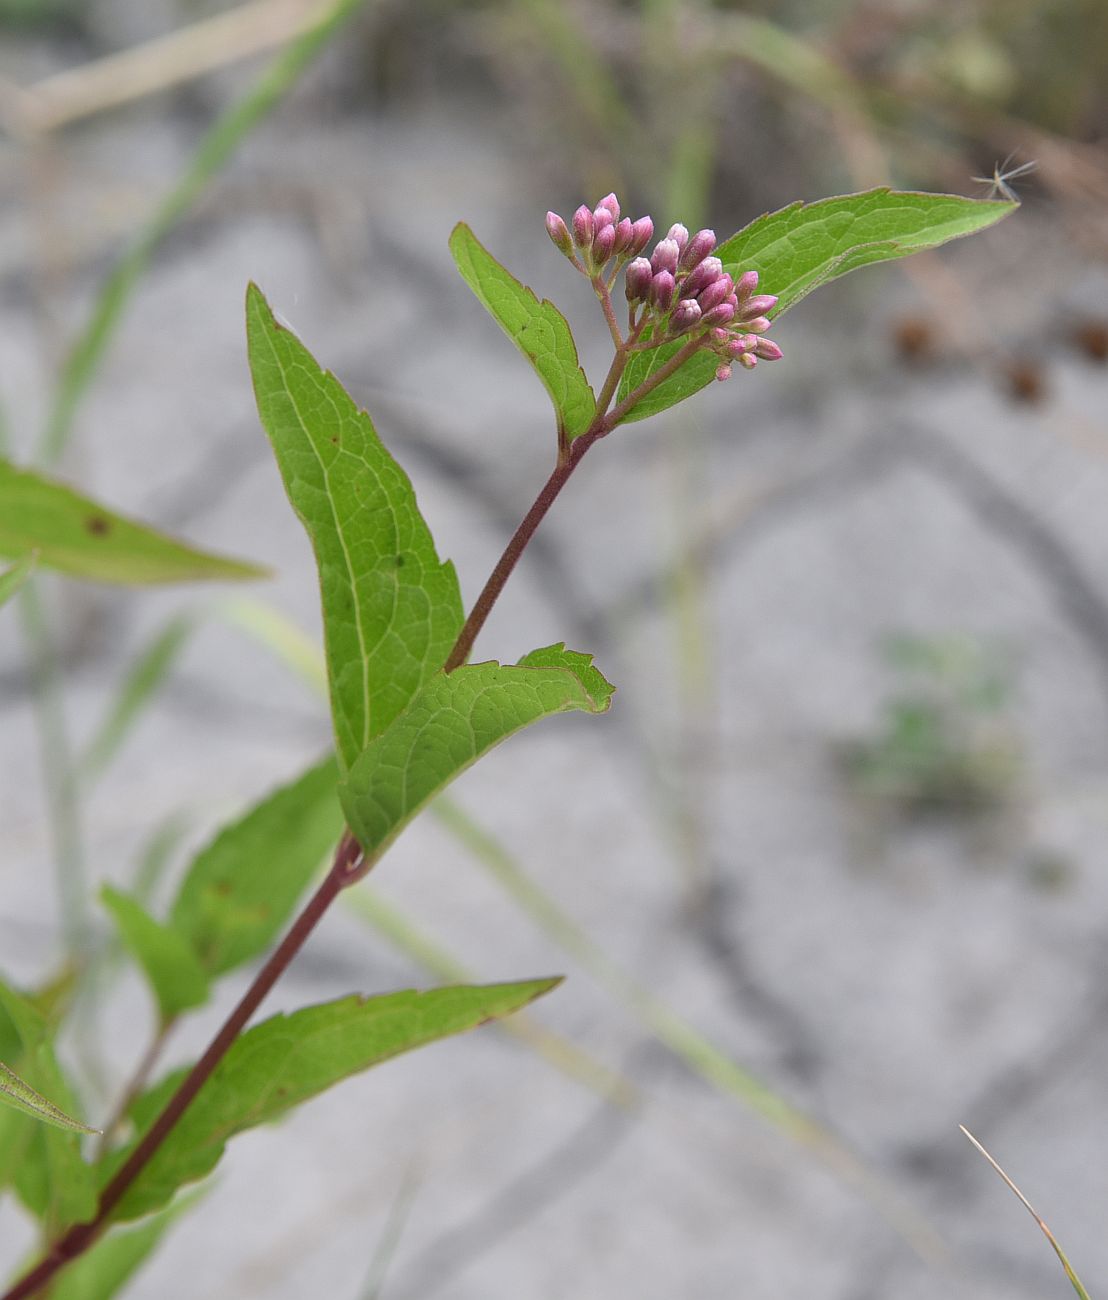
1,1 -> 1107,1296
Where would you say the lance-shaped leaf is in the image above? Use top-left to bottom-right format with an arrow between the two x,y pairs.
0,978 -> 96,1228
340,644 -> 614,858
0,552 -> 37,608
0,1062 -> 99,1135
617,189 -> 1015,423
170,755 -> 345,977
101,887 -> 210,1024
103,979 -> 559,1220
449,223 -> 597,443
246,284 -> 464,771
0,459 -> 264,584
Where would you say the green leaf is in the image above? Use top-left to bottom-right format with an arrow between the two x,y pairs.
340,643 -> 614,858
0,459 -> 265,584
51,1199 -> 192,1300
617,188 -> 1015,422
0,1062 -> 99,1134
83,614 -> 195,778
0,552 -> 37,608
104,980 -> 559,1220
246,284 -> 464,772
0,978 -> 96,1228
100,887 -> 210,1024
449,223 -> 597,443
169,756 -> 345,977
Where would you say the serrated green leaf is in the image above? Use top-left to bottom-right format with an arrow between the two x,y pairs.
0,552 -> 37,608
0,978 -> 96,1228
0,1062 -> 99,1134
104,979 -> 559,1220
169,756 -> 345,977
0,459 -> 265,584
449,223 -> 597,442
51,1198 -> 192,1300
83,614 -> 195,779
617,188 -> 1015,422
340,643 -> 613,857
246,284 -> 464,772
100,887 -> 210,1024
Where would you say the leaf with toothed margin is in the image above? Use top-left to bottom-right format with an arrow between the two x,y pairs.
340,643 -> 614,859
246,284 -> 464,772
449,223 -> 597,443
617,188 -> 1016,423
100,979 -> 560,1220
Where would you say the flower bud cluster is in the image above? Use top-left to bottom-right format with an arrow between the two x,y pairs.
546,194 -> 653,276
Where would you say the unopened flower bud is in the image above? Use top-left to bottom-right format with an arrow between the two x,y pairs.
739,294 -> 778,319
744,316 -> 771,334
625,257 -> 653,303
612,218 -> 634,253
682,256 -> 723,299
681,229 -> 716,270
715,363 -> 733,382
572,205 -> 595,249
650,239 -> 680,276
754,338 -> 784,361
711,327 -> 730,345
738,352 -> 758,370
596,193 -> 620,222
628,216 -> 654,256
593,206 -> 615,233
696,275 -> 734,313
666,223 -> 690,254
649,269 -> 675,311
701,303 -> 736,327
734,270 -> 760,304
670,298 -> 702,333
726,337 -> 750,358
592,222 -> 617,266
545,212 -> 573,256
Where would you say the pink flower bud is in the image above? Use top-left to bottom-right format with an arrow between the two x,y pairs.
754,338 -> 783,361
744,316 -> 771,334
649,269 -> 675,311
666,223 -> 690,254
681,256 -> 723,299
593,206 -> 615,233
592,222 -> 617,266
711,327 -> 730,345
612,218 -> 634,253
545,212 -> 573,256
670,298 -> 702,333
696,275 -> 734,313
726,336 -> 750,358
650,239 -> 680,275
572,205 -> 595,249
625,257 -> 653,303
734,270 -> 760,304
628,216 -> 654,256
738,352 -> 758,370
701,303 -> 736,327
739,294 -> 778,320
715,363 -> 733,382
680,229 -> 716,270
596,193 -> 620,222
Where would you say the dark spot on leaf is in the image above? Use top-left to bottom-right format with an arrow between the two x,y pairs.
85,515 -> 111,537
330,436 -> 338,445
214,882 -> 232,896
394,554 -> 405,568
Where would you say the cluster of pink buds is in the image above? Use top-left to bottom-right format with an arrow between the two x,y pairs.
547,195 -> 782,381
546,194 -> 654,276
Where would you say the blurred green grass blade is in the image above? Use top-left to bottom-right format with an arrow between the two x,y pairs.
961,1126 -> 1092,1300
40,0 -> 370,464
102,979 -> 561,1221
0,552 -> 37,609
0,460 -> 264,584
344,888 -> 636,1106
618,189 -> 1016,423
432,794 -> 946,1261
246,283 -> 464,772
215,596 -> 327,696
0,1062 -> 99,1135
449,223 -> 597,443
340,645 -> 614,860
100,886 -> 210,1024
83,614 -> 195,779
169,755 -> 344,977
